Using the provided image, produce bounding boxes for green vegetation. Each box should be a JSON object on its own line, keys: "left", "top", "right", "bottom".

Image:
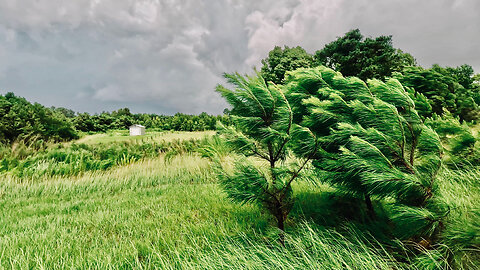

{"left": 1, "top": 28, "right": 480, "bottom": 269}
{"left": 0, "top": 92, "right": 78, "bottom": 143}
{"left": 0, "top": 131, "right": 478, "bottom": 269}
{"left": 314, "top": 29, "right": 416, "bottom": 81}
{"left": 395, "top": 65, "right": 479, "bottom": 121}
{"left": 0, "top": 131, "right": 214, "bottom": 178}
{"left": 214, "top": 73, "right": 318, "bottom": 242}
{"left": 285, "top": 66, "right": 445, "bottom": 241}
{"left": 75, "top": 130, "right": 215, "bottom": 145}
{"left": 259, "top": 29, "right": 480, "bottom": 122}
{"left": 0, "top": 92, "right": 229, "bottom": 145}
{"left": 73, "top": 110, "right": 231, "bottom": 132}
{"left": 260, "top": 46, "right": 314, "bottom": 85}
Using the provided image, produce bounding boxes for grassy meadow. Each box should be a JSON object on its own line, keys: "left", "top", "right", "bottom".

{"left": 0, "top": 131, "right": 479, "bottom": 269}
{"left": 75, "top": 130, "right": 216, "bottom": 145}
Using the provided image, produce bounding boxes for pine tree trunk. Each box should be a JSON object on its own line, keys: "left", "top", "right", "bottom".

{"left": 277, "top": 216, "right": 285, "bottom": 247}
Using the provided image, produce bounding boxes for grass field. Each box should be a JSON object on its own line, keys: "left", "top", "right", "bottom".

{"left": 75, "top": 130, "right": 216, "bottom": 145}
{"left": 0, "top": 131, "right": 479, "bottom": 269}
{"left": 0, "top": 154, "right": 402, "bottom": 269}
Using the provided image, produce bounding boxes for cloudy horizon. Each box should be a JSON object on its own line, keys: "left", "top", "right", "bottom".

{"left": 0, "top": 0, "right": 479, "bottom": 115}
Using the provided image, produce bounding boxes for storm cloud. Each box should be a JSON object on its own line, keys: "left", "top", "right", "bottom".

{"left": 0, "top": 0, "right": 479, "bottom": 114}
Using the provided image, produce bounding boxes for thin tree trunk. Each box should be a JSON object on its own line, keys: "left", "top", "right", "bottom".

{"left": 277, "top": 216, "right": 285, "bottom": 247}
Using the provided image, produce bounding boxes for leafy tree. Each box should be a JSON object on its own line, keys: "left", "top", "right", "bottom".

{"left": 74, "top": 113, "right": 98, "bottom": 132}
{"left": 260, "top": 46, "right": 314, "bottom": 85}
{"left": 284, "top": 66, "right": 446, "bottom": 240}
{"left": 314, "top": 29, "right": 416, "bottom": 81}
{"left": 473, "top": 73, "right": 480, "bottom": 87}
{"left": 473, "top": 73, "right": 480, "bottom": 106}
{"left": 52, "top": 107, "right": 76, "bottom": 118}
{"left": 395, "top": 66, "right": 479, "bottom": 121}
{"left": 432, "top": 64, "right": 475, "bottom": 89}
{"left": 112, "top": 107, "right": 132, "bottom": 117}
{"left": 0, "top": 92, "right": 78, "bottom": 143}
{"left": 215, "top": 73, "right": 318, "bottom": 242}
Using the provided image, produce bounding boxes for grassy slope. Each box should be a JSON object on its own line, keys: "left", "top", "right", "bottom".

{"left": 0, "top": 131, "right": 478, "bottom": 269}
{"left": 0, "top": 154, "right": 409, "bottom": 269}
{"left": 0, "top": 155, "right": 269, "bottom": 268}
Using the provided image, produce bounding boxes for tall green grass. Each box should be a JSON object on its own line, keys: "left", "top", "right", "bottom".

{"left": 181, "top": 223, "right": 407, "bottom": 270}
{"left": 0, "top": 155, "right": 265, "bottom": 268}
{"left": 0, "top": 154, "right": 408, "bottom": 269}
{"left": 432, "top": 167, "right": 480, "bottom": 269}
{"left": 0, "top": 132, "right": 478, "bottom": 269}
{"left": 0, "top": 133, "right": 215, "bottom": 178}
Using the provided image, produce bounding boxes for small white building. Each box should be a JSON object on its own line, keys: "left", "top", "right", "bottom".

{"left": 129, "top": 124, "right": 146, "bottom": 136}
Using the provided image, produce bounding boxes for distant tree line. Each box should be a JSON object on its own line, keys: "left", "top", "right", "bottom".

{"left": 72, "top": 108, "right": 231, "bottom": 133}
{"left": 260, "top": 29, "right": 480, "bottom": 122}
{"left": 0, "top": 92, "right": 230, "bottom": 144}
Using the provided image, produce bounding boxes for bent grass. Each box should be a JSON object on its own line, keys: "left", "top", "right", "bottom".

{"left": 0, "top": 131, "right": 478, "bottom": 269}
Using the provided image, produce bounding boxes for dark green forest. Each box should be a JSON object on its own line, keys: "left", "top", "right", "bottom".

{"left": 0, "top": 92, "right": 231, "bottom": 144}
{"left": 260, "top": 29, "right": 480, "bottom": 122}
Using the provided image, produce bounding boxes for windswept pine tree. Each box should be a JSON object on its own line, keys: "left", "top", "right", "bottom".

{"left": 284, "top": 66, "right": 447, "bottom": 240}
{"left": 214, "top": 73, "right": 318, "bottom": 242}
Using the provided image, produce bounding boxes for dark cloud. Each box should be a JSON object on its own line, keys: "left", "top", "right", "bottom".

{"left": 0, "top": 0, "right": 478, "bottom": 114}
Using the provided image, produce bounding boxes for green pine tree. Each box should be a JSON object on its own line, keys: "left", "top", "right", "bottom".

{"left": 284, "top": 66, "right": 446, "bottom": 240}
{"left": 214, "top": 72, "right": 318, "bottom": 243}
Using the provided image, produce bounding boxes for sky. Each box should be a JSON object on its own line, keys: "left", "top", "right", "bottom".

{"left": 0, "top": 0, "right": 479, "bottom": 115}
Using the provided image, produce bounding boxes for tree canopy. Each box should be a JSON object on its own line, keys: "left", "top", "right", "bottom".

{"left": 314, "top": 29, "right": 416, "bottom": 81}
{"left": 215, "top": 66, "right": 447, "bottom": 242}
{"left": 0, "top": 93, "right": 231, "bottom": 144}
{"left": 260, "top": 46, "right": 314, "bottom": 85}
{"left": 284, "top": 67, "right": 443, "bottom": 223}
{"left": 395, "top": 65, "right": 479, "bottom": 121}
{"left": 0, "top": 92, "right": 78, "bottom": 143}
{"left": 259, "top": 29, "right": 479, "bottom": 122}
{"left": 259, "top": 29, "right": 416, "bottom": 84}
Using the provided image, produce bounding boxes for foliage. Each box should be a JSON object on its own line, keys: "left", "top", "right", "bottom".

{"left": 0, "top": 92, "right": 78, "bottom": 143}
{"left": 215, "top": 72, "right": 318, "bottom": 237}
{"left": 74, "top": 110, "right": 230, "bottom": 132}
{"left": 0, "top": 135, "right": 211, "bottom": 178}
{"left": 0, "top": 128, "right": 478, "bottom": 268}
{"left": 434, "top": 167, "right": 480, "bottom": 269}
{"left": 260, "top": 46, "right": 314, "bottom": 85}
{"left": 284, "top": 66, "right": 446, "bottom": 240}
{"left": 425, "top": 113, "right": 480, "bottom": 168}
{"left": 395, "top": 65, "right": 479, "bottom": 121}
{"left": 188, "top": 223, "right": 407, "bottom": 269}
{"left": 51, "top": 106, "right": 76, "bottom": 118}
{"left": 258, "top": 30, "right": 479, "bottom": 124}
{"left": 0, "top": 93, "right": 228, "bottom": 147}
{"left": 1, "top": 140, "right": 478, "bottom": 269}
{"left": 314, "top": 29, "right": 416, "bottom": 81}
